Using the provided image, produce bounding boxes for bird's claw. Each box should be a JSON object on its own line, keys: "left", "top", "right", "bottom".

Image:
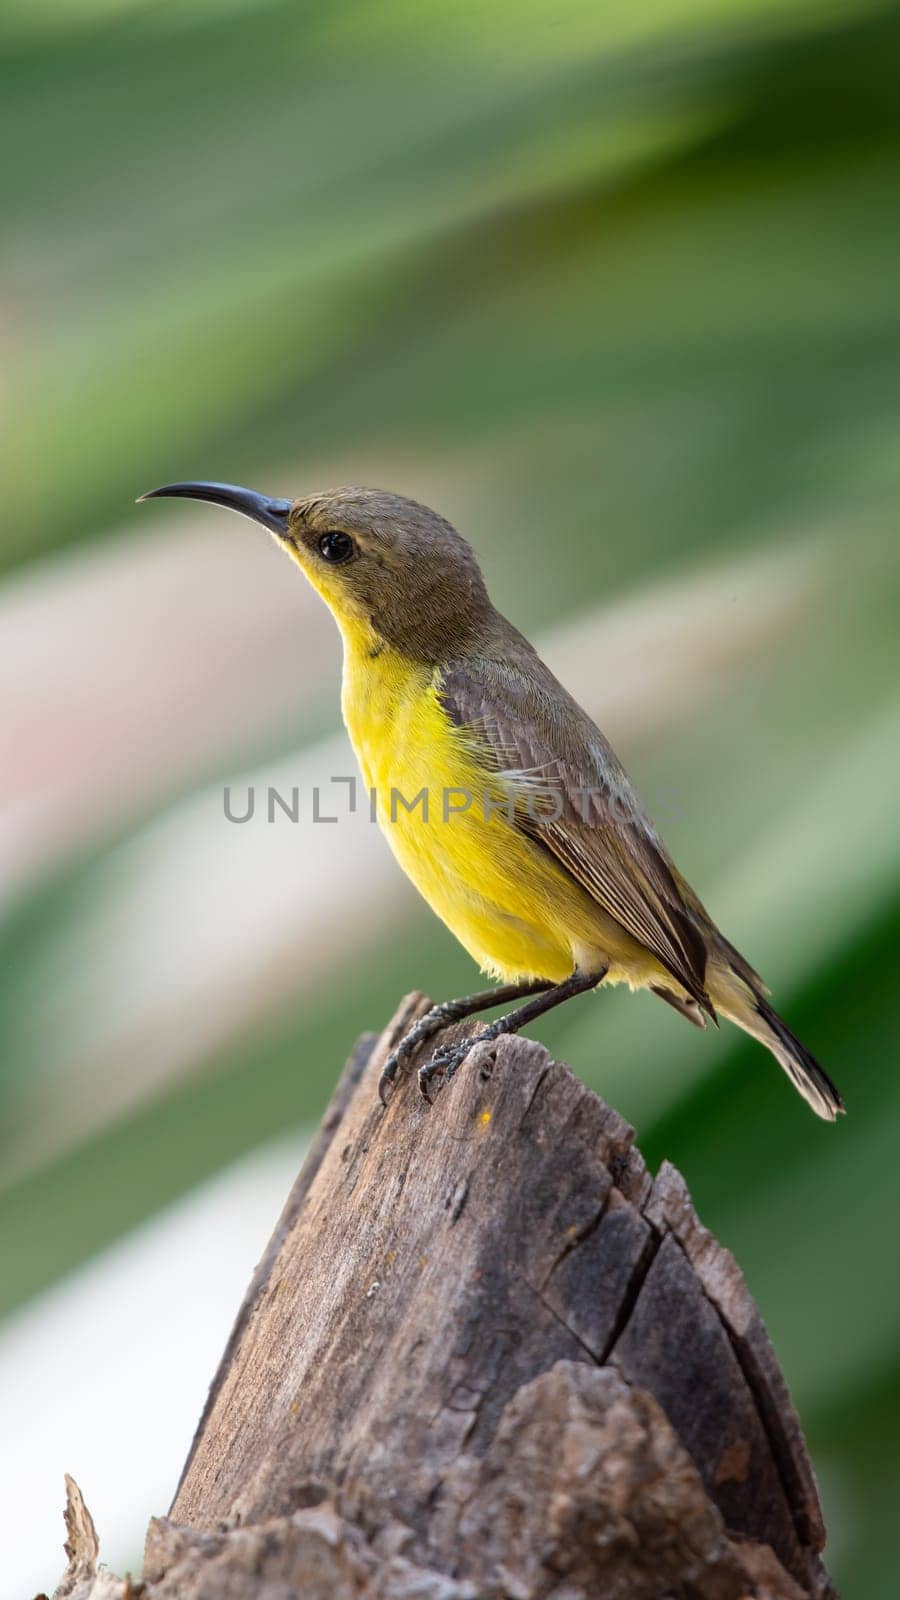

{"left": 378, "top": 1051, "right": 400, "bottom": 1106}
{"left": 378, "top": 1005, "right": 458, "bottom": 1105}
{"left": 379, "top": 1018, "right": 432, "bottom": 1104}
{"left": 417, "top": 1038, "right": 473, "bottom": 1100}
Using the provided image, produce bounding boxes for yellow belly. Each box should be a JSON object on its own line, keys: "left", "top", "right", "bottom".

{"left": 340, "top": 634, "right": 641, "bottom": 985}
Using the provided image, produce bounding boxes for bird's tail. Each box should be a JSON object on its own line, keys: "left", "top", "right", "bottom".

{"left": 751, "top": 996, "right": 844, "bottom": 1122}
{"left": 710, "top": 964, "right": 844, "bottom": 1122}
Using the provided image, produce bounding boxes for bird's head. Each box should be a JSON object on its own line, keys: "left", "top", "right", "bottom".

{"left": 138, "top": 480, "right": 491, "bottom": 660}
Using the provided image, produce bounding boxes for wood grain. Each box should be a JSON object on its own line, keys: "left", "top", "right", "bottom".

{"left": 52, "top": 997, "right": 837, "bottom": 1600}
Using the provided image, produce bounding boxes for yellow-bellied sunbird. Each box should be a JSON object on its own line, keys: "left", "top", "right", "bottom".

{"left": 139, "top": 481, "right": 843, "bottom": 1121}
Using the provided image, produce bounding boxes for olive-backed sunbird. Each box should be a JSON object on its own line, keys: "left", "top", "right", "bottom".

{"left": 139, "top": 481, "right": 843, "bottom": 1121}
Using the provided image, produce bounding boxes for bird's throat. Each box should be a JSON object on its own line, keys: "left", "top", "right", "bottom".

{"left": 339, "top": 624, "right": 432, "bottom": 793}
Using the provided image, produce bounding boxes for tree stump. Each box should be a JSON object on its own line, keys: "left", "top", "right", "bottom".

{"left": 52, "top": 995, "right": 837, "bottom": 1600}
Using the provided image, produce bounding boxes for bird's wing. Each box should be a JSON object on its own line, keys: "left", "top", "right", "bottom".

{"left": 438, "top": 654, "right": 714, "bottom": 1016}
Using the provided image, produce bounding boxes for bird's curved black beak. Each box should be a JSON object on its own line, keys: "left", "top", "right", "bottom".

{"left": 137, "top": 481, "right": 292, "bottom": 538}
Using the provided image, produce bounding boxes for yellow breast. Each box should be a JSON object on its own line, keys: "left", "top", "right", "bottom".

{"left": 339, "top": 623, "right": 607, "bottom": 984}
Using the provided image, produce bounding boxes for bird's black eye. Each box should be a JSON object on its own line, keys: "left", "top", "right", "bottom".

{"left": 316, "top": 529, "right": 355, "bottom": 564}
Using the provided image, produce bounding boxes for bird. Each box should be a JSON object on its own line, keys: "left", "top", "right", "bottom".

{"left": 138, "top": 480, "right": 843, "bottom": 1121}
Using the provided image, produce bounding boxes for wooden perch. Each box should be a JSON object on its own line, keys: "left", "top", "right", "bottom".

{"left": 52, "top": 995, "right": 837, "bottom": 1600}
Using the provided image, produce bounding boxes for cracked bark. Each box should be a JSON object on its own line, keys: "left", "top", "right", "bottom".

{"left": 50, "top": 994, "right": 837, "bottom": 1600}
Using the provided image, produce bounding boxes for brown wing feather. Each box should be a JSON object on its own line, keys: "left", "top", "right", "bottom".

{"left": 438, "top": 654, "right": 714, "bottom": 1016}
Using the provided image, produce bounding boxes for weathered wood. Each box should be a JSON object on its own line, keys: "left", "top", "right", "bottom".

{"left": 51, "top": 996, "right": 837, "bottom": 1600}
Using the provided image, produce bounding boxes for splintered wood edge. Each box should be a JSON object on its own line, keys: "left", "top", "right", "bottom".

{"left": 63, "top": 1473, "right": 99, "bottom": 1576}
{"left": 646, "top": 1162, "right": 826, "bottom": 1551}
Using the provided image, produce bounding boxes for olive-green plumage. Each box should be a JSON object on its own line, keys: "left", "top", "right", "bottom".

{"left": 139, "top": 479, "right": 844, "bottom": 1121}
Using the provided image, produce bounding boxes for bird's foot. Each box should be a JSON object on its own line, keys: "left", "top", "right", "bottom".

{"left": 418, "top": 1032, "right": 488, "bottom": 1100}
{"left": 378, "top": 1000, "right": 466, "bottom": 1105}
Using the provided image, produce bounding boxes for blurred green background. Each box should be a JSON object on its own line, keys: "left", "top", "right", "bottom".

{"left": 1, "top": 0, "right": 899, "bottom": 1593}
